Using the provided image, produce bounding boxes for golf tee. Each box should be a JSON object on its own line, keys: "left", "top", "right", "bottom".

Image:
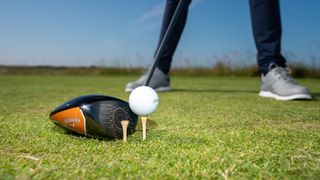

{"left": 121, "top": 120, "right": 129, "bottom": 143}
{"left": 141, "top": 116, "right": 147, "bottom": 140}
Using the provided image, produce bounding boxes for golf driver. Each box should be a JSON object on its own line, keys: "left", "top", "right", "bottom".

{"left": 129, "top": 0, "right": 188, "bottom": 140}
{"left": 50, "top": 95, "right": 138, "bottom": 140}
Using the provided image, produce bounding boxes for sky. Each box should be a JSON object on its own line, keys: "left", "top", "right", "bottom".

{"left": 0, "top": 0, "right": 319, "bottom": 67}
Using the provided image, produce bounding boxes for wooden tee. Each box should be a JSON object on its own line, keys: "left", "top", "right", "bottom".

{"left": 121, "top": 120, "right": 129, "bottom": 143}
{"left": 141, "top": 116, "right": 147, "bottom": 140}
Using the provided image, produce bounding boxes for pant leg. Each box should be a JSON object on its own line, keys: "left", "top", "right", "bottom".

{"left": 156, "top": 0, "right": 192, "bottom": 74}
{"left": 249, "top": 0, "right": 287, "bottom": 75}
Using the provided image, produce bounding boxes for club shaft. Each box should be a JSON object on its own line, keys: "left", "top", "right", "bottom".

{"left": 143, "top": 0, "right": 187, "bottom": 86}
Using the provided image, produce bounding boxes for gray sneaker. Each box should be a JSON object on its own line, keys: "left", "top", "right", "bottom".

{"left": 259, "top": 63, "right": 312, "bottom": 100}
{"left": 125, "top": 67, "right": 171, "bottom": 92}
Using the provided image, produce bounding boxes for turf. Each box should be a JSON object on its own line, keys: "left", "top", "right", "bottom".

{"left": 0, "top": 75, "right": 320, "bottom": 179}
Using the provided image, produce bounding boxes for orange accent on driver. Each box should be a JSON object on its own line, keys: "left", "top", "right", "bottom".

{"left": 50, "top": 107, "right": 86, "bottom": 135}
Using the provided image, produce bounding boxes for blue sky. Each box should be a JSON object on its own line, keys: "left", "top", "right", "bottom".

{"left": 0, "top": 0, "right": 319, "bottom": 67}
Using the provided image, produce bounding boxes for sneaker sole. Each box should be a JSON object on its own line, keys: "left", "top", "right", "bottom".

{"left": 259, "top": 91, "right": 312, "bottom": 101}
{"left": 125, "top": 86, "right": 171, "bottom": 92}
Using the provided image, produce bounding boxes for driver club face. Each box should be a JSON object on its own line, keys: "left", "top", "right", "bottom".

{"left": 50, "top": 95, "right": 138, "bottom": 139}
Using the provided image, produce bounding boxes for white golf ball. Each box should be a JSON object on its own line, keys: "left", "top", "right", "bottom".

{"left": 129, "top": 86, "right": 159, "bottom": 116}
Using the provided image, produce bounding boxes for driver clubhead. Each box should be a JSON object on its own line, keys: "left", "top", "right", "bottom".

{"left": 49, "top": 95, "right": 138, "bottom": 139}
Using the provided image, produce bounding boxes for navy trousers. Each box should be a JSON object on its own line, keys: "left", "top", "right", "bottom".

{"left": 156, "top": 0, "right": 287, "bottom": 75}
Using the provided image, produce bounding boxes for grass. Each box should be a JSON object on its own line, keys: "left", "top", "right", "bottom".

{"left": 0, "top": 75, "right": 320, "bottom": 179}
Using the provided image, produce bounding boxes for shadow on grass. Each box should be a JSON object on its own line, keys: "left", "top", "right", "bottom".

{"left": 312, "top": 92, "right": 320, "bottom": 100}
{"left": 171, "top": 88, "right": 320, "bottom": 101}
{"left": 51, "top": 126, "right": 117, "bottom": 141}
{"left": 171, "top": 88, "right": 258, "bottom": 94}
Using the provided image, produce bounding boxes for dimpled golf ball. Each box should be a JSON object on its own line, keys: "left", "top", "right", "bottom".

{"left": 129, "top": 86, "right": 159, "bottom": 116}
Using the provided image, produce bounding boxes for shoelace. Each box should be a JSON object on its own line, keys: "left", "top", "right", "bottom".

{"left": 273, "top": 67, "right": 296, "bottom": 83}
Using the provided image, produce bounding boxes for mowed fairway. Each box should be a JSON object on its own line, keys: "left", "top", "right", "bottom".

{"left": 1, "top": 75, "right": 320, "bottom": 179}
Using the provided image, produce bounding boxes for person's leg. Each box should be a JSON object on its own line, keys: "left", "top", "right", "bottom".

{"left": 125, "top": 0, "right": 191, "bottom": 92}
{"left": 156, "top": 0, "right": 192, "bottom": 74}
{"left": 249, "top": 0, "right": 311, "bottom": 100}
{"left": 249, "top": 0, "right": 286, "bottom": 75}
